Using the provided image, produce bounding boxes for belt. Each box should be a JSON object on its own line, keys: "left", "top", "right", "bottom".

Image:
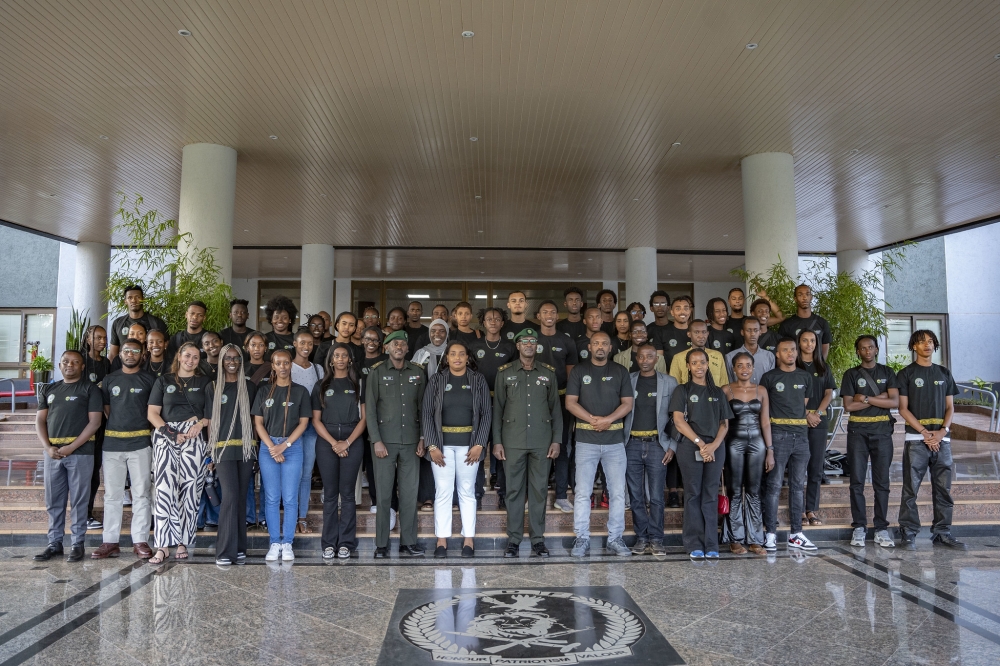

{"left": 918, "top": 418, "right": 945, "bottom": 425}
{"left": 215, "top": 438, "right": 249, "bottom": 447}
{"left": 105, "top": 429, "right": 151, "bottom": 438}
{"left": 770, "top": 418, "right": 808, "bottom": 426}
{"left": 49, "top": 435, "right": 97, "bottom": 446}
{"left": 576, "top": 422, "right": 623, "bottom": 431}
{"left": 559, "top": 388, "right": 566, "bottom": 395}
{"left": 849, "top": 415, "right": 890, "bottom": 423}
{"left": 441, "top": 426, "right": 473, "bottom": 433}
{"left": 630, "top": 430, "right": 658, "bottom": 437}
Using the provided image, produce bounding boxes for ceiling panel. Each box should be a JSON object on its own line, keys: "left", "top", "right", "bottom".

{"left": 1, "top": 0, "right": 999, "bottom": 255}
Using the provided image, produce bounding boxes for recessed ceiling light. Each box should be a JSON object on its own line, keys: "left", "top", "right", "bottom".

{"left": 723, "top": 234, "right": 729, "bottom": 237}
{"left": 99, "top": 135, "right": 109, "bottom": 140}
{"left": 283, "top": 256, "right": 287, "bottom": 259}
{"left": 243, "top": 229, "right": 249, "bottom": 232}
{"left": 320, "top": 194, "right": 327, "bottom": 198}
{"left": 462, "top": 30, "right": 474, "bottom": 38}
{"left": 269, "top": 135, "right": 278, "bottom": 140}
{"left": 480, "top": 271, "right": 485, "bottom": 274}
{"left": 667, "top": 273, "right": 672, "bottom": 276}
{"left": 351, "top": 229, "right": 357, "bottom": 232}
{"left": 587, "top": 258, "right": 592, "bottom": 261}
{"left": 848, "top": 148, "right": 860, "bottom": 155}
{"left": 475, "top": 195, "right": 482, "bottom": 199}
{"left": 469, "top": 136, "right": 478, "bottom": 141}
{"left": 995, "top": 53, "right": 1000, "bottom": 59}
{"left": 477, "top": 230, "right": 484, "bottom": 233}
{"left": 178, "top": 29, "right": 192, "bottom": 37}
{"left": 672, "top": 142, "right": 681, "bottom": 147}
{"left": 632, "top": 198, "right": 639, "bottom": 202}
{"left": 746, "top": 43, "right": 758, "bottom": 49}
{"left": 479, "top": 256, "right": 484, "bottom": 259}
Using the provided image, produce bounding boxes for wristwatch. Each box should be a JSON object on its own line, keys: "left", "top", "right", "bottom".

{"left": 693, "top": 437, "right": 701, "bottom": 444}
{"left": 862, "top": 395, "right": 869, "bottom": 404}
{"left": 427, "top": 444, "right": 439, "bottom": 451}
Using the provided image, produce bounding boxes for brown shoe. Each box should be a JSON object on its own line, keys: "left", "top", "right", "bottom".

{"left": 729, "top": 542, "right": 748, "bottom": 555}
{"left": 91, "top": 543, "right": 121, "bottom": 559}
{"left": 747, "top": 544, "right": 767, "bottom": 556}
{"left": 132, "top": 542, "right": 153, "bottom": 559}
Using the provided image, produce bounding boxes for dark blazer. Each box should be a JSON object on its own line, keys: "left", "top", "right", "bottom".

{"left": 623, "top": 370, "right": 679, "bottom": 453}
{"left": 421, "top": 368, "right": 492, "bottom": 458}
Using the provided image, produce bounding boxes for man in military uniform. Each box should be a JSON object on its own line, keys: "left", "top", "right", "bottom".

{"left": 493, "top": 328, "right": 562, "bottom": 558}
{"left": 366, "top": 330, "right": 427, "bottom": 558}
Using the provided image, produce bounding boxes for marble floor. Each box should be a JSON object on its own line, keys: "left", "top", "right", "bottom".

{"left": 2, "top": 537, "right": 1000, "bottom": 665}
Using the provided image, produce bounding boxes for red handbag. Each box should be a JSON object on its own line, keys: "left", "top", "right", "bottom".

{"left": 718, "top": 491, "right": 730, "bottom": 515}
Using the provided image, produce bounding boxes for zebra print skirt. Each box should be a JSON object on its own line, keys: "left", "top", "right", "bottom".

{"left": 151, "top": 420, "right": 207, "bottom": 548}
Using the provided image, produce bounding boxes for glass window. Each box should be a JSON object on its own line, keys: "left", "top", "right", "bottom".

{"left": 385, "top": 284, "right": 464, "bottom": 324}
{"left": 885, "top": 314, "right": 949, "bottom": 368}
{"left": 257, "top": 282, "right": 301, "bottom": 333}
{"left": 26, "top": 314, "right": 54, "bottom": 361}
{"left": 0, "top": 314, "right": 20, "bottom": 363}
{"left": 0, "top": 309, "right": 57, "bottom": 379}
{"left": 886, "top": 318, "right": 912, "bottom": 365}
{"left": 914, "top": 318, "right": 945, "bottom": 365}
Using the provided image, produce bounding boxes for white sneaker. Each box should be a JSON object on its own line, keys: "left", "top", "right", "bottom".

{"left": 764, "top": 533, "right": 777, "bottom": 551}
{"left": 788, "top": 532, "right": 817, "bottom": 551}
{"left": 265, "top": 543, "right": 282, "bottom": 561}
{"left": 369, "top": 505, "right": 378, "bottom": 514}
{"left": 874, "top": 530, "right": 895, "bottom": 548}
{"left": 122, "top": 489, "right": 132, "bottom": 506}
{"left": 389, "top": 508, "right": 397, "bottom": 531}
{"left": 281, "top": 543, "right": 295, "bottom": 561}
{"left": 851, "top": 527, "right": 867, "bottom": 547}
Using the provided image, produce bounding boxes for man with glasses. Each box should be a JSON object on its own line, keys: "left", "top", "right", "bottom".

{"left": 646, "top": 290, "right": 672, "bottom": 356}
{"left": 614, "top": 320, "right": 667, "bottom": 372}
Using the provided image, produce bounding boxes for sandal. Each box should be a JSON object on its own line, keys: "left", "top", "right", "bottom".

{"left": 806, "top": 512, "right": 823, "bottom": 526}
{"left": 174, "top": 545, "right": 189, "bottom": 560}
{"left": 296, "top": 519, "right": 311, "bottom": 534}
{"left": 148, "top": 548, "right": 169, "bottom": 565}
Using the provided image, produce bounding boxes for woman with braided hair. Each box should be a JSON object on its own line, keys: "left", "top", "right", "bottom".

{"left": 81, "top": 324, "right": 111, "bottom": 530}
{"left": 205, "top": 344, "right": 258, "bottom": 566}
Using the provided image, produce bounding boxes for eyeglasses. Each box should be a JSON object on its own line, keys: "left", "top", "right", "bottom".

{"left": 120, "top": 349, "right": 142, "bottom": 356}
{"left": 519, "top": 339, "right": 538, "bottom": 345}
{"left": 362, "top": 337, "right": 380, "bottom": 343}
{"left": 223, "top": 356, "right": 242, "bottom": 362}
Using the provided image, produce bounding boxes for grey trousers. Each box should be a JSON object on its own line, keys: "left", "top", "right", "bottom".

{"left": 102, "top": 448, "right": 152, "bottom": 544}
{"left": 44, "top": 452, "right": 94, "bottom": 547}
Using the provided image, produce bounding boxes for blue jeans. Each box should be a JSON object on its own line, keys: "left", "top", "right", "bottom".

{"left": 246, "top": 478, "right": 258, "bottom": 524}
{"left": 259, "top": 437, "right": 303, "bottom": 544}
{"left": 196, "top": 487, "right": 220, "bottom": 528}
{"left": 625, "top": 438, "right": 667, "bottom": 540}
{"left": 573, "top": 441, "right": 626, "bottom": 540}
{"left": 297, "top": 424, "right": 318, "bottom": 519}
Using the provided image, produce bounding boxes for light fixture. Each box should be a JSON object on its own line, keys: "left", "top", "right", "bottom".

{"left": 667, "top": 273, "right": 672, "bottom": 276}
{"left": 672, "top": 142, "right": 681, "bottom": 146}
{"left": 995, "top": 53, "right": 1000, "bottom": 59}
{"left": 351, "top": 228, "right": 357, "bottom": 232}
{"left": 320, "top": 194, "right": 327, "bottom": 198}
{"left": 475, "top": 294, "right": 487, "bottom": 299}
{"left": 723, "top": 234, "right": 729, "bottom": 237}
{"left": 475, "top": 195, "right": 482, "bottom": 199}
{"left": 848, "top": 148, "right": 860, "bottom": 155}
{"left": 480, "top": 271, "right": 485, "bottom": 274}
{"left": 99, "top": 135, "right": 109, "bottom": 140}
{"left": 632, "top": 198, "right": 639, "bottom": 202}
{"left": 408, "top": 294, "right": 430, "bottom": 299}
{"left": 178, "top": 29, "right": 192, "bottom": 37}
{"left": 746, "top": 43, "right": 757, "bottom": 49}
{"left": 283, "top": 256, "right": 288, "bottom": 259}
{"left": 243, "top": 229, "right": 249, "bottom": 232}
{"left": 269, "top": 135, "right": 278, "bottom": 140}
{"left": 587, "top": 258, "right": 592, "bottom": 261}
{"left": 469, "top": 136, "right": 478, "bottom": 141}
{"left": 462, "top": 30, "right": 474, "bottom": 38}
{"left": 477, "top": 230, "right": 484, "bottom": 233}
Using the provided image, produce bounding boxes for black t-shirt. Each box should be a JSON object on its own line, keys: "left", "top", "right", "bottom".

{"left": 311, "top": 377, "right": 364, "bottom": 428}
{"left": 758, "top": 330, "right": 780, "bottom": 354}
{"left": 659, "top": 324, "right": 692, "bottom": 367}
{"left": 309, "top": 338, "right": 332, "bottom": 366}
{"left": 102, "top": 370, "right": 156, "bottom": 451}
{"left": 708, "top": 328, "right": 739, "bottom": 357}
{"left": 668, "top": 382, "right": 734, "bottom": 442}
{"left": 840, "top": 364, "right": 898, "bottom": 435}
{"left": 631, "top": 374, "right": 658, "bottom": 433}
{"left": 724, "top": 316, "right": 746, "bottom": 339}
{"left": 500, "top": 319, "right": 535, "bottom": 343}
{"left": 404, "top": 325, "right": 429, "bottom": 360}
{"left": 219, "top": 326, "right": 254, "bottom": 350}
{"left": 566, "top": 361, "right": 632, "bottom": 444}
{"left": 612, "top": 336, "right": 631, "bottom": 354}
{"left": 84, "top": 355, "right": 111, "bottom": 385}
{"left": 536, "top": 332, "right": 579, "bottom": 389}
{"left": 600, "top": 320, "right": 618, "bottom": 339}
{"left": 40, "top": 380, "right": 103, "bottom": 455}
{"left": 149, "top": 374, "right": 214, "bottom": 422}
{"left": 441, "top": 371, "right": 475, "bottom": 446}
{"left": 468, "top": 339, "right": 517, "bottom": 391}
{"left": 205, "top": 379, "right": 258, "bottom": 461}
{"left": 556, "top": 318, "right": 587, "bottom": 343}
{"left": 896, "top": 363, "right": 959, "bottom": 435}
{"left": 361, "top": 353, "right": 389, "bottom": 378}
{"left": 167, "top": 330, "right": 207, "bottom": 365}
{"left": 760, "top": 368, "right": 811, "bottom": 434}
{"left": 263, "top": 331, "right": 295, "bottom": 362}
{"left": 645, "top": 322, "right": 671, "bottom": 351}
{"left": 247, "top": 363, "right": 268, "bottom": 385}
{"left": 778, "top": 314, "right": 832, "bottom": 346}
{"left": 251, "top": 383, "right": 312, "bottom": 438}
{"left": 801, "top": 361, "right": 836, "bottom": 419}
{"left": 109, "top": 312, "right": 168, "bottom": 348}
{"left": 451, "top": 329, "right": 481, "bottom": 346}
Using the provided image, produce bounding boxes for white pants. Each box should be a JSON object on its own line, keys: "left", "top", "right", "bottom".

{"left": 102, "top": 448, "right": 153, "bottom": 544}
{"left": 431, "top": 446, "right": 478, "bottom": 538}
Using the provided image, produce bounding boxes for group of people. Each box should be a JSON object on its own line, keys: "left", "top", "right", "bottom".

{"left": 34, "top": 282, "right": 964, "bottom": 565}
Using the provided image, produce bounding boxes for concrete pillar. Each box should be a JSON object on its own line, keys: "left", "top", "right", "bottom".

{"left": 177, "top": 143, "right": 237, "bottom": 284}
{"left": 625, "top": 247, "right": 657, "bottom": 323}
{"left": 837, "top": 249, "right": 871, "bottom": 278}
{"left": 73, "top": 242, "right": 111, "bottom": 332}
{"left": 741, "top": 152, "right": 798, "bottom": 277}
{"left": 300, "top": 244, "right": 335, "bottom": 324}
{"left": 335, "top": 275, "right": 353, "bottom": 318}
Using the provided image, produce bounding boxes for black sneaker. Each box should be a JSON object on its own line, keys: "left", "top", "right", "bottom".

{"left": 476, "top": 498, "right": 482, "bottom": 511}
{"left": 531, "top": 542, "right": 550, "bottom": 558}
{"left": 504, "top": 543, "right": 520, "bottom": 558}
{"left": 497, "top": 497, "right": 506, "bottom": 511}
{"left": 399, "top": 544, "right": 425, "bottom": 557}
{"left": 86, "top": 517, "right": 102, "bottom": 530}
{"left": 66, "top": 545, "right": 85, "bottom": 562}
{"left": 667, "top": 491, "right": 680, "bottom": 508}
{"left": 374, "top": 547, "right": 389, "bottom": 559}
{"left": 236, "top": 551, "right": 246, "bottom": 563}
{"left": 434, "top": 545, "right": 448, "bottom": 559}
{"left": 932, "top": 534, "right": 966, "bottom": 549}
{"left": 33, "top": 544, "right": 63, "bottom": 561}
{"left": 898, "top": 531, "right": 916, "bottom": 550}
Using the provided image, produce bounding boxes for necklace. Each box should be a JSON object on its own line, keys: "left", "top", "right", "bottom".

{"left": 485, "top": 337, "right": 501, "bottom": 350}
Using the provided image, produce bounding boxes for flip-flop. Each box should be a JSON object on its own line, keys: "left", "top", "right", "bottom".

{"left": 174, "top": 546, "right": 189, "bottom": 560}
{"left": 148, "top": 549, "right": 169, "bottom": 565}
{"left": 806, "top": 512, "right": 824, "bottom": 526}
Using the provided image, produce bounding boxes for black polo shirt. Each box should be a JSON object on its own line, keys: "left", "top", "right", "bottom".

{"left": 500, "top": 319, "right": 535, "bottom": 343}
{"left": 251, "top": 383, "right": 312, "bottom": 438}
{"left": 167, "top": 330, "right": 207, "bottom": 365}
{"left": 645, "top": 322, "right": 671, "bottom": 351}
{"left": 556, "top": 318, "right": 587, "bottom": 342}
{"left": 536, "top": 332, "right": 578, "bottom": 390}
{"left": 778, "top": 314, "right": 832, "bottom": 347}
{"left": 631, "top": 374, "right": 658, "bottom": 433}
{"left": 840, "top": 364, "right": 898, "bottom": 435}
{"left": 566, "top": 361, "right": 632, "bottom": 445}
{"left": 469, "top": 339, "right": 517, "bottom": 391}
{"left": 263, "top": 331, "right": 295, "bottom": 361}
{"left": 311, "top": 377, "right": 364, "bottom": 427}
{"left": 40, "top": 380, "right": 103, "bottom": 455}
{"left": 668, "top": 383, "right": 733, "bottom": 442}
{"left": 896, "top": 363, "right": 958, "bottom": 435}
{"left": 760, "top": 368, "right": 811, "bottom": 434}
{"left": 219, "top": 326, "right": 254, "bottom": 351}
{"left": 109, "top": 312, "right": 168, "bottom": 348}
{"left": 758, "top": 330, "right": 780, "bottom": 354}
{"left": 205, "top": 379, "right": 258, "bottom": 461}
{"left": 708, "top": 327, "right": 738, "bottom": 356}
{"left": 102, "top": 370, "right": 156, "bottom": 451}
{"left": 84, "top": 355, "right": 111, "bottom": 385}
{"left": 724, "top": 316, "right": 746, "bottom": 338}
{"left": 149, "top": 374, "right": 213, "bottom": 422}
{"left": 659, "top": 324, "right": 692, "bottom": 367}
{"left": 801, "top": 361, "right": 836, "bottom": 420}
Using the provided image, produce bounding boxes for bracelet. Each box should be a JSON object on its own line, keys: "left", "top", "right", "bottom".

{"left": 427, "top": 444, "right": 438, "bottom": 451}
{"left": 766, "top": 446, "right": 774, "bottom": 451}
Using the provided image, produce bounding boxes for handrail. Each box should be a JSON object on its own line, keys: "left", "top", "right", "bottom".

{"left": 955, "top": 383, "right": 998, "bottom": 432}
{"left": 0, "top": 379, "right": 17, "bottom": 414}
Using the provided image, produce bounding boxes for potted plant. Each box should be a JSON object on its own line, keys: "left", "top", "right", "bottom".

{"left": 30, "top": 355, "right": 53, "bottom": 385}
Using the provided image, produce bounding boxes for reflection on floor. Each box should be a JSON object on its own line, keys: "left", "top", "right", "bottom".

{"left": 2, "top": 537, "right": 1000, "bottom": 665}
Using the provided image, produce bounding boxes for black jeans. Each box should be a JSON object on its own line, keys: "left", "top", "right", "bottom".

{"left": 88, "top": 423, "right": 106, "bottom": 518}
{"left": 804, "top": 423, "right": 827, "bottom": 512}
{"left": 676, "top": 438, "right": 725, "bottom": 554}
{"left": 898, "top": 440, "right": 954, "bottom": 537}
{"left": 552, "top": 399, "right": 574, "bottom": 499}
{"left": 316, "top": 424, "right": 364, "bottom": 551}
{"left": 847, "top": 431, "right": 894, "bottom": 530}
{"left": 723, "top": 432, "right": 765, "bottom": 545}
{"left": 215, "top": 458, "right": 252, "bottom": 562}
{"left": 625, "top": 438, "right": 667, "bottom": 540}
{"left": 763, "top": 430, "right": 809, "bottom": 534}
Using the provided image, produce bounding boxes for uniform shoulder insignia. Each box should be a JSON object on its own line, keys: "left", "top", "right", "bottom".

{"left": 370, "top": 360, "right": 385, "bottom": 369}
{"left": 497, "top": 362, "right": 513, "bottom": 372}
{"left": 540, "top": 363, "right": 556, "bottom": 373}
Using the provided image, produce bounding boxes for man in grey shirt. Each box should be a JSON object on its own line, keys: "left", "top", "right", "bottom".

{"left": 726, "top": 317, "right": 775, "bottom": 384}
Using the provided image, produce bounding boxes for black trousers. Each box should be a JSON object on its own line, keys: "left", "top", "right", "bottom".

{"left": 215, "top": 458, "right": 252, "bottom": 562}
{"left": 898, "top": 440, "right": 954, "bottom": 537}
{"left": 418, "top": 457, "right": 436, "bottom": 504}
{"left": 552, "top": 399, "right": 573, "bottom": 499}
{"left": 88, "top": 423, "right": 106, "bottom": 518}
{"left": 722, "top": 433, "right": 765, "bottom": 545}
{"left": 804, "top": 422, "right": 828, "bottom": 512}
{"left": 677, "top": 439, "right": 725, "bottom": 554}
{"left": 847, "top": 431, "right": 894, "bottom": 530}
{"left": 316, "top": 424, "right": 364, "bottom": 551}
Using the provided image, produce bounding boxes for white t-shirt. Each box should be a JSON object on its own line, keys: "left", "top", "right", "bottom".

{"left": 291, "top": 361, "right": 324, "bottom": 397}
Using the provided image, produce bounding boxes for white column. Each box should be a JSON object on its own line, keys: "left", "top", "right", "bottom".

{"left": 177, "top": 143, "right": 237, "bottom": 284}
{"left": 73, "top": 242, "right": 111, "bottom": 331}
{"left": 837, "top": 249, "right": 871, "bottom": 278}
{"left": 741, "top": 152, "right": 798, "bottom": 277}
{"left": 300, "top": 244, "right": 335, "bottom": 323}
{"left": 625, "top": 247, "right": 657, "bottom": 323}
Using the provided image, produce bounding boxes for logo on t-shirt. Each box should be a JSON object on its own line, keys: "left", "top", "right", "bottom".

{"left": 669, "top": 339, "right": 677, "bottom": 347}
{"left": 281, "top": 401, "right": 293, "bottom": 407}
{"left": 325, "top": 389, "right": 334, "bottom": 396}
{"left": 130, "top": 388, "right": 141, "bottom": 394}
{"left": 775, "top": 382, "right": 785, "bottom": 392}
{"left": 601, "top": 376, "right": 613, "bottom": 382}
{"left": 476, "top": 349, "right": 485, "bottom": 359}
{"left": 537, "top": 344, "right": 544, "bottom": 353}
{"left": 166, "top": 385, "right": 177, "bottom": 394}
{"left": 506, "top": 332, "right": 515, "bottom": 340}
{"left": 579, "top": 350, "right": 589, "bottom": 359}
{"left": 47, "top": 394, "right": 55, "bottom": 404}
{"left": 914, "top": 378, "right": 925, "bottom": 388}
{"left": 445, "top": 384, "right": 453, "bottom": 391}
{"left": 934, "top": 380, "right": 945, "bottom": 386}
{"left": 582, "top": 375, "right": 592, "bottom": 385}
{"left": 265, "top": 398, "right": 274, "bottom": 407}
{"left": 712, "top": 340, "right": 721, "bottom": 348}
{"left": 112, "top": 386, "right": 121, "bottom": 396}
{"left": 221, "top": 394, "right": 228, "bottom": 404}
{"left": 857, "top": 378, "right": 867, "bottom": 388}
{"left": 793, "top": 384, "right": 805, "bottom": 390}
{"left": 268, "top": 342, "right": 276, "bottom": 350}
{"left": 689, "top": 394, "right": 699, "bottom": 403}
{"left": 121, "top": 326, "right": 130, "bottom": 336}
{"left": 89, "top": 373, "right": 97, "bottom": 382}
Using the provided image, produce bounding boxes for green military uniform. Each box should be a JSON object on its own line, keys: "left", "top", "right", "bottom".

{"left": 492, "top": 357, "right": 562, "bottom": 546}
{"left": 365, "top": 357, "right": 426, "bottom": 548}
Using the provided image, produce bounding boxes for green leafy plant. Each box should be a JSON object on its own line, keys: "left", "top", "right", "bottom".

{"left": 885, "top": 354, "right": 910, "bottom": 374}
{"left": 103, "top": 193, "right": 233, "bottom": 333}
{"left": 66, "top": 307, "right": 91, "bottom": 353}
{"left": 29, "top": 355, "right": 53, "bottom": 373}
{"left": 731, "top": 257, "right": 796, "bottom": 324}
